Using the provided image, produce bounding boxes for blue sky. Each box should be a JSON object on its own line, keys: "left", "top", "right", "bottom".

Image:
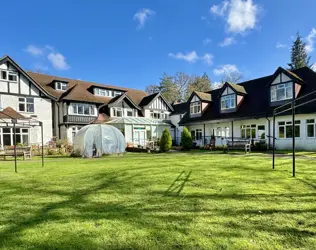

{"left": 1, "top": 0, "right": 316, "bottom": 90}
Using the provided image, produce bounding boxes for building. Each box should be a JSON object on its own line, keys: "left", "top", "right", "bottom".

{"left": 0, "top": 55, "right": 175, "bottom": 148}
{"left": 179, "top": 67, "right": 316, "bottom": 150}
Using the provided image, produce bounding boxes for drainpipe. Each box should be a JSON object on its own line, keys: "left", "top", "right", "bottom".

{"left": 265, "top": 115, "right": 271, "bottom": 150}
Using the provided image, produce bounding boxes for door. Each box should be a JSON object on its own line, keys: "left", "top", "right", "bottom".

{"left": 134, "top": 129, "right": 146, "bottom": 146}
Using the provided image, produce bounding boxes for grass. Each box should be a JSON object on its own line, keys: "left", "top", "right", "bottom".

{"left": 1, "top": 152, "right": 316, "bottom": 249}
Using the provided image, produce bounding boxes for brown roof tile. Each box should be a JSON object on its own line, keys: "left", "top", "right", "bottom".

{"left": 0, "top": 107, "right": 26, "bottom": 120}
{"left": 27, "top": 72, "right": 148, "bottom": 105}
{"left": 194, "top": 91, "right": 212, "bottom": 102}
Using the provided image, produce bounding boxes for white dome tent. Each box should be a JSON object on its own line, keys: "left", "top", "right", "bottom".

{"left": 73, "top": 124, "right": 126, "bottom": 157}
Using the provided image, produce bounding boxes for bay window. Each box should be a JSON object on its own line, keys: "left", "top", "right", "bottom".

{"left": 278, "top": 121, "right": 300, "bottom": 139}
{"left": 71, "top": 103, "right": 96, "bottom": 116}
{"left": 190, "top": 101, "right": 201, "bottom": 115}
{"left": 221, "top": 94, "right": 236, "bottom": 110}
{"left": 271, "top": 82, "right": 293, "bottom": 102}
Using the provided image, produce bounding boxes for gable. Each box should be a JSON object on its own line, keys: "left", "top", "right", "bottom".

{"left": 221, "top": 86, "right": 234, "bottom": 96}
{"left": 148, "top": 96, "right": 172, "bottom": 111}
{"left": 271, "top": 72, "right": 292, "bottom": 85}
{"left": 0, "top": 56, "right": 55, "bottom": 99}
{"left": 190, "top": 95, "right": 200, "bottom": 103}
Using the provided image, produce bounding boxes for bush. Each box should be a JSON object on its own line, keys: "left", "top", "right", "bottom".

{"left": 47, "top": 148, "right": 58, "bottom": 155}
{"left": 253, "top": 141, "right": 267, "bottom": 151}
{"left": 181, "top": 127, "right": 193, "bottom": 150}
{"left": 159, "top": 128, "right": 172, "bottom": 152}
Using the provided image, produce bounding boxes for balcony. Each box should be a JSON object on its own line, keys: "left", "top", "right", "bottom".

{"left": 63, "top": 115, "right": 96, "bottom": 124}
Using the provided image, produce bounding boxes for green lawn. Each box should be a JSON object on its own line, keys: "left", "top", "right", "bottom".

{"left": 1, "top": 153, "right": 316, "bottom": 250}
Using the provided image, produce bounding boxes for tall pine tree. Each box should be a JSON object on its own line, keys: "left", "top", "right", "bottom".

{"left": 288, "top": 32, "right": 311, "bottom": 70}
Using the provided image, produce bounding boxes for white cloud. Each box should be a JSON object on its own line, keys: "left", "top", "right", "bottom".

{"left": 305, "top": 28, "right": 316, "bottom": 53}
{"left": 202, "top": 54, "right": 213, "bottom": 65}
{"left": 312, "top": 63, "right": 316, "bottom": 72}
{"left": 48, "top": 52, "right": 70, "bottom": 70}
{"left": 203, "top": 38, "right": 212, "bottom": 45}
{"left": 168, "top": 51, "right": 213, "bottom": 65}
{"left": 213, "top": 64, "right": 240, "bottom": 76}
{"left": 168, "top": 51, "right": 199, "bottom": 63}
{"left": 212, "top": 81, "right": 224, "bottom": 89}
{"left": 227, "top": 0, "right": 258, "bottom": 33}
{"left": 210, "top": 0, "right": 259, "bottom": 34}
{"left": 276, "top": 42, "right": 288, "bottom": 49}
{"left": 133, "top": 8, "right": 155, "bottom": 29}
{"left": 219, "top": 37, "right": 236, "bottom": 47}
{"left": 24, "top": 45, "right": 44, "bottom": 56}
{"left": 210, "top": 1, "right": 229, "bottom": 16}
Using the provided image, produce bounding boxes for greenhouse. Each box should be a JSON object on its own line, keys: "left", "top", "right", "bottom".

{"left": 73, "top": 124, "right": 126, "bottom": 157}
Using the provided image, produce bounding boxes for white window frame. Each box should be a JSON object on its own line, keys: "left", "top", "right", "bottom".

{"left": 126, "top": 109, "right": 134, "bottom": 117}
{"left": 71, "top": 103, "right": 96, "bottom": 116}
{"left": 306, "top": 119, "right": 316, "bottom": 138}
{"left": 271, "top": 82, "right": 293, "bottom": 102}
{"left": 0, "top": 127, "right": 29, "bottom": 147}
{"left": 0, "top": 70, "right": 18, "bottom": 82}
{"left": 55, "top": 82, "right": 67, "bottom": 91}
{"left": 196, "top": 129, "right": 203, "bottom": 140}
{"left": 241, "top": 125, "right": 257, "bottom": 139}
{"left": 113, "top": 107, "right": 123, "bottom": 117}
{"left": 18, "top": 97, "right": 34, "bottom": 113}
{"left": 278, "top": 120, "right": 300, "bottom": 139}
{"left": 94, "top": 88, "right": 122, "bottom": 97}
{"left": 221, "top": 94, "right": 236, "bottom": 110}
{"left": 190, "top": 101, "right": 201, "bottom": 115}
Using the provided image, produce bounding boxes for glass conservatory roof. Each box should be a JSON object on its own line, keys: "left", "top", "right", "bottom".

{"left": 106, "top": 117, "right": 170, "bottom": 126}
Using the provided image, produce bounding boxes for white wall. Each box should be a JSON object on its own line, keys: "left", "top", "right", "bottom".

{"left": 1, "top": 94, "right": 53, "bottom": 145}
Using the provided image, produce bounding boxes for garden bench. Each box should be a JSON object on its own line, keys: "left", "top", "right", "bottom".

{"left": 0, "top": 146, "right": 32, "bottom": 160}
{"left": 226, "top": 139, "right": 251, "bottom": 153}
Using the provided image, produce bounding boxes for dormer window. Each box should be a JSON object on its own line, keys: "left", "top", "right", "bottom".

{"left": 94, "top": 88, "right": 123, "bottom": 97}
{"left": 55, "top": 81, "right": 67, "bottom": 91}
{"left": 221, "top": 94, "right": 236, "bottom": 110}
{"left": 271, "top": 82, "right": 293, "bottom": 102}
{"left": 190, "top": 101, "right": 201, "bottom": 114}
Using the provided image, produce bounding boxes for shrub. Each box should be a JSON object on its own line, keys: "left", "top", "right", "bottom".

{"left": 181, "top": 127, "right": 193, "bottom": 150}
{"left": 47, "top": 148, "right": 58, "bottom": 155}
{"left": 253, "top": 141, "right": 267, "bottom": 151}
{"left": 159, "top": 128, "right": 172, "bottom": 152}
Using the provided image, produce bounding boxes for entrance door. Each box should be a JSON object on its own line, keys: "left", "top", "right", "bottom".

{"left": 134, "top": 129, "right": 146, "bottom": 146}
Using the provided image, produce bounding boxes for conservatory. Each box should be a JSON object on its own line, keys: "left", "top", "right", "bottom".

{"left": 73, "top": 124, "right": 126, "bottom": 157}
{"left": 106, "top": 117, "right": 171, "bottom": 147}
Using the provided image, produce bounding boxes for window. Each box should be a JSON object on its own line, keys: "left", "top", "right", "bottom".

{"left": 190, "top": 101, "right": 201, "bottom": 114}
{"left": 150, "top": 111, "right": 167, "bottom": 119}
{"left": 0, "top": 70, "right": 18, "bottom": 82}
{"left": 1, "top": 71, "right": 7, "bottom": 80}
{"left": 191, "top": 130, "right": 196, "bottom": 140}
{"left": 18, "top": 97, "right": 34, "bottom": 113}
{"left": 71, "top": 103, "right": 95, "bottom": 116}
{"left": 221, "top": 94, "right": 236, "bottom": 110}
{"left": 94, "top": 88, "right": 122, "bottom": 97}
{"left": 55, "top": 81, "right": 67, "bottom": 91}
{"left": 8, "top": 72, "right": 18, "bottom": 82}
{"left": 113, "top": 108, "right": 123, "bottom": 117}
{"left": 278, "top": 121, "right": 300, "bottom": 138}
{"left": 196, "top": 129, "right": 203, "bottom": 140}
{"left": 307, "top": 119, "right": 316, "bottom": 138}
{"left": 126, "top": 110, "right": 134, "bottom": 117}
{"left": 0, "top": 127, "right": 29, "bottom": 146}
{"left": 241, "top": 125, "right": 256, "bottom": 139}
{"left": 271, "top": 82, "right": 293, "bottom": 102}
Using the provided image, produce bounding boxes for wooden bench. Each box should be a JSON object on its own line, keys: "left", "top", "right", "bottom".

{"left": 227, "top": 139, "right": 251, "bottom": 153}
{"left": 0, "top": 146, "right": 32, "bottom": 160}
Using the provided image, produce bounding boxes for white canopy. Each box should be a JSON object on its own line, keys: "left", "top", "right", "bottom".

{"left": 73, "top": 124, "right": 126, "bottom": 157}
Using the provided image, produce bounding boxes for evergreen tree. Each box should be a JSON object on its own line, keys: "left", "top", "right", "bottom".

{"left": 159, "top": 128, "right": 172, "bottom": 152}
{"left": 181, "top": 127, "right": 193, "bottom": 150}
{"left": 288, "top": 32, "right": 311, "bottom": 70}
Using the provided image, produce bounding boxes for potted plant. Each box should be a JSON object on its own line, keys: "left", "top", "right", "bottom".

{"left": 210, "top": 134, "right": 216, "bottom": 150}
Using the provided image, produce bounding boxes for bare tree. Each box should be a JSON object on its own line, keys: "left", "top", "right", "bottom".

{"left": 221, "top": 70, "right": 243, "bottom": 84}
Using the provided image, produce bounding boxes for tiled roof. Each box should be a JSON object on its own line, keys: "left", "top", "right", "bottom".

{"left": 139, "top": 92, "right": 159, "bottom": 106}
{"left": 27, "top": 72, "right": 148, "bottom": 105}
{"left": 0, "top": 107, "right": 26, "bottom": 120}
{"left": 194, "top": 91, "right": 212, "bottom": 102}
{"left": 180, "top": 67, "right": 316, "bottom": 125}
{"left": 171, "top": 102, "right": 188, "bottom": 115}
{"left": 226, "top": 82, "right": 247, "bottom": 95}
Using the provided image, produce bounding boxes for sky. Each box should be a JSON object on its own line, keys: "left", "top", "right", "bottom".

{"left": 1, "top": 0, "right": 316, "bottom": 90}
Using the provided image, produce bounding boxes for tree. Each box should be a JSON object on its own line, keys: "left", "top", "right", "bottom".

{"left": 220, "top": 70, "right": 243, "bottom": 84}
{"left": 173, "top": 72, "right": 193, "bottom": 101}
{"left": 186, "top": 73, "right": 211, "bottom": 99}
{"left": 288, "top": 32, "right": 311, "bottom": 70}
{"left": 159, "top": 128, "right": 172, "bottom": 152}
{"left": 181, "top": 127, "right": 192, "bottom": 150}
